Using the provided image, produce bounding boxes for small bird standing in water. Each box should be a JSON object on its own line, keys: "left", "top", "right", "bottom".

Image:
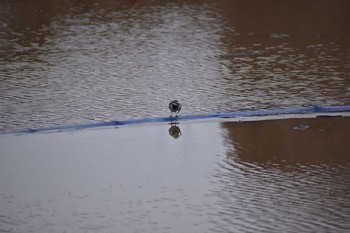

{"left": 169, "top": 100, "right": 182, "bottom": 117}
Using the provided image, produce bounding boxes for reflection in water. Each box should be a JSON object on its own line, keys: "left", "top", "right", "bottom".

{"left": 214, "top": 117, "right": 350, "bottom": 232}
{"left": 221, "top": 117, "right": 350, "bottom": 166}
{"left": 168, "top": 122, "right": 182, "bottom": 139}
{"left": 1, "top": 0, "right": 350, "bottom": 231}
{"left": 1, "top": 115, "right": 350, "bottom": 232}
{"left": 0, "top": 119, "right": 226, "bottom": 233}
{"left": 1, "top": 0, "right": 350, "bottom": 132}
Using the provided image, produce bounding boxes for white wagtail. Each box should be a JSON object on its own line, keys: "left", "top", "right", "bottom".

{"left": 169, "top": 100, "right": 182, "bottom": 117}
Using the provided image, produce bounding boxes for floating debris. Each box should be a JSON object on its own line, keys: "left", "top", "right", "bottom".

{"left": 270, "top": 33, "right": 290, "bottom": 38}
{"left": 292, "top": 125, "right": 310, "bottom": 130}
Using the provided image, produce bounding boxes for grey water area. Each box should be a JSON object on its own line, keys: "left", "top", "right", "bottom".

{"left": 1, "top": 0, "right": 350, "bottom": 232}
{"left": 1, "top": 115, "right": 350, "bottom": 233}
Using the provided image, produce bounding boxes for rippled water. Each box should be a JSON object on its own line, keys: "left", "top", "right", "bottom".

{"left": 218, "top": 117, "right": 350, "bottom": 232}
{"left": 1, "top": 1, "right": 350, "bottom": 232}
{"left": 1, "top": 0, "right": 350, "bottom": 132}
{"left": 1, "top": 117, "right": 350, "bottom": 232}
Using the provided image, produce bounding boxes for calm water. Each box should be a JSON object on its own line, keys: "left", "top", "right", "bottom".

{"left": 1, "top": 0, "right": 350, "bottom": 232}
{"left": 0, "top": 117, "right": 350, "bottom": 233}
{"left": 1, "top": 0, "right": 350, "bottom": 132}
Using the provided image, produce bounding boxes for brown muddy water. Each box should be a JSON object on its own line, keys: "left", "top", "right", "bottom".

{"left": 1, "top": 0, "right": 350, "bottom": 232}
{"left": 1, "top": 116, "right": 350, "bottom": 233}
{"left": 0, "top": 0, "right": 350, "bottom": 132}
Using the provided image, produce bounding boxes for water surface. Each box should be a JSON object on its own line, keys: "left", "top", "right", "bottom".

{"left": 1, "top": 0, "right": 350, "bottom": 131}
{"left": 1, "top": 117, "right": 350, "bottom": 232}
{"left": 1, "top": 1, "right": 350, "bottom": 232}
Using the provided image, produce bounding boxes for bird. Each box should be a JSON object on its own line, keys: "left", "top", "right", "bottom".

{"left": 169, "top": 100, "right": 182, "bottom": 117}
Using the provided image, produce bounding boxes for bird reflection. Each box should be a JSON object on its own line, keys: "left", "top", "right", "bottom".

{"left": 168, "top": 122, "right": 182, "bottom": 139}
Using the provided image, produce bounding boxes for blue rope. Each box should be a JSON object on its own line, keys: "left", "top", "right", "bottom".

{"left": 1, "top": 105, "right": 350, "bottom": 135}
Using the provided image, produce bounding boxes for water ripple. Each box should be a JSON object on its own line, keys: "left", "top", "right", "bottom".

{"left": 211, "top": 160, "right": 350, "bottom": 232}
{"left": 1, "top": 1, "right": 350, "bottom": 132}
{"left": 213, "top": 118, "right": 350, "bottom": 232}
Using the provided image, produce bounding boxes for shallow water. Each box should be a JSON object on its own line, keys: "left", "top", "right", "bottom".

{"left": 1, "top": 117, "right": 350, "bottom": 233}
{"left": 1, "top": 0, "right": 350, "bottom": 132}
{"left": 1, "top": 0, "right": 350, "bottom": 232}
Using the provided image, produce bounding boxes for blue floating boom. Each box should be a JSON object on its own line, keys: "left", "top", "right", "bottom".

{"left": 1, "top": 105, "right": 350, "bottom": 135}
